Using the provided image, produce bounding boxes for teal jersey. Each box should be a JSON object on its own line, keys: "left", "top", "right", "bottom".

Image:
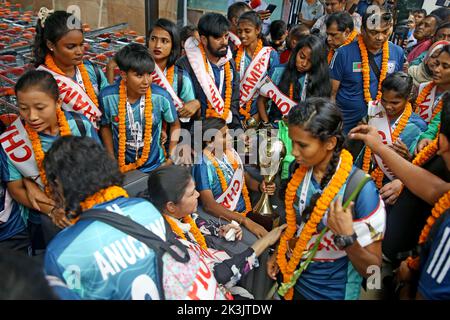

{"left": 84, "top": 60, "right": 110, "bottom": 96}
{"left": 44, "top": 197, "right": 167, "bottom": 300}
{"left": 173, "top": 65, "right": 196, "bottom": 103}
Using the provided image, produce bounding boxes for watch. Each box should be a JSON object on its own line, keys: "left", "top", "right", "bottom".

{"left": 333, "top": 232, "right": 357, "bottom": 250}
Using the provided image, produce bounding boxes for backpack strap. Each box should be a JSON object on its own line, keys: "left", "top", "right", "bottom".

{"left": 177, "top": 66, "right": 183, "bottom": 97}
{"left": 70, "top": 112, "right": 87, "bottom": 137}
{"left": 79, "top": 208, "right": 190, "bottom": 300}
{"left": 343, "top": 168, "right": 371, "bottom": 217}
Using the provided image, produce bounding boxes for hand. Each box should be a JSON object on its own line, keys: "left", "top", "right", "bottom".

{"left": 379, "top": 179, "right": 403, "bottom": 205}
{"left": 244, "top": 217, "right": 269, "bottom": 238}
{"left": 50, "top": 208, "right": 72, "bottom": 229}
{"left": 160, "top": 130, "right": 168, "bottom": 145}
{"left": 23, "top": 178, "right": 55, "bottom": 211}
{"left": 179, "top": 100, "right": 200, "bottom": 118}
{"left": 390, "top": 139, "right": 412, "bottom": 160}
{"left": 219, "top": 223, "right": 243, "bottom": 241}
{"left": 260, "top": 180, "right": 276, "bottom": 196}
{"left": 257, "top": 10, "right": 271, "bottom": 21}
{"left": 327, "top": 196, "right": 354, "bottom": 236}
{"left": 262, "top": 224, "right": 287, "bottom": 246}
{"left": 267, "top": 251, "right": 280, "bottom": 280}
{"left": 106, "top": 57, "right": 118, "bottom": 71}
{"left": 396, "top": 259, "right": 413, "bottom": 283}
{"left": 415, "top": 138, "right": 432, "bottom": 155}
{"left": 161, "top": 158, "right": 174, "bottom": 167}
{"left": 349, "top": 125, "right": 385, "bottom": 154}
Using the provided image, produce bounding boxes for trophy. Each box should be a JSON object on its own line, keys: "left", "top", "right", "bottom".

{"left": 244, "top": 116, "right": 259, "bottom": 130}
{"left": 253, "top": 134, "right": 286, "bottom": 217}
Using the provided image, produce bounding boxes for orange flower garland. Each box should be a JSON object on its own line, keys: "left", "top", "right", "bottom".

{"left": 166, "top": 65, "right": 175, "bottom": 86}
{"left": 44, "top": 54, "right": 99, "bottom": 108}
{"left": 79, "top": 186, "right": 129, "bottom": 211}
{"left": 289, "top": 83, "right": 294, "bottom": 100}
{"left": 328, "top": 29, "right": 358, "bottom": 64}
{"left": 277, "top": 149, "right": 353, "bottom": 300}
{"left": 358, "top": 36, "right": 389, "bottom": 104}
{"left": 363, "top": 102, "right": 413, "bottom": 188}
{"left": 199, "top": 43, "right": 232, "bottom": 121}
{"left": 25, "top": 108, "right": 71, "bottom": 195}
{"left": 412, "top": 138, "right": 439, "bottom": 167}
{"left": 164, "top": 214, "right": 208, "bottom": 250}
{"left": 204, "top": 150, "right": 252, "bottom": 216}
{"left": 117, "top": 79, "right": 153, "bottom": 173}
{"left": 407, "top": 190, "right": 450, "bottom": 271}
{"left": 415, "top": 82, "right": 444, "bottom": 123}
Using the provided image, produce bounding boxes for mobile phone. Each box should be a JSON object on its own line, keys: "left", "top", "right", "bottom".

{"left": 348, "top": 4, "right": 357, "bottom": 15}
{"left": 266, "top": 4, "right": 277, "bottom": 13}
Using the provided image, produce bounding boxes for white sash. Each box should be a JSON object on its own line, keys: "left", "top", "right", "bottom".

{"left": 228, "top": 32, "right": 241, "bottom": 48}
{"left": 259, "top": 76, "right": 297, "bottom": 116}
{"left": 37, "top": 65, "right": 102, "bottom": 128}
{"left": 417, "top": 82, "right": 437, "bottom": 124}
{"left": 367, "top": 101, "right": 396, "bottom": 181}
{"left": 239, "top": 46, "right": 273, "bottom": 108}
{"left": 184, "top": 37, "right": 232, "bottom": 123}
{"left": 0, "top": 118, "right": 43, "bottom": 188}
{"left": 216, "top": 150, "right": 245, "bottom": 212}
{"left": 151, "top": 65, "right": 189, "bottom": 123}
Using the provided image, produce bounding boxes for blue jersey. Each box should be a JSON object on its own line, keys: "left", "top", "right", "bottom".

{"left": 173, "top": 66, "right": 196, "bottom": 103}
{"left": 44, "top": 197, "right": 167, "bottom": 300}
{"left": 99, "top": 83, "right": 178, "bottom": 173}
{"left": 83, "top": 60, "right": 110, "bottom": 96}
{"left": 330, "top": 41, "right": 404, "bottom": 133}
{"left": 418, "top": 213, "right": 450, "bottom": 300}
{"left": 0, "top": 180, "right": 26, "bottom": 241}
{"left": 291, "top": 166, "right": 386, "bottom": 300}
{"left": 0, "top": 112, "right": 100, "bottom": 224}
{"left": 192, "top": 153, "right": 246, "bottom": 213}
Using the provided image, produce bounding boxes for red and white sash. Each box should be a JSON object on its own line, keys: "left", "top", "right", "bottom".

{"left": 228, "top": 32, "right": 241, "bottom": 48}
{"left": 184, "top": 37, "right": 233, "bottom": 123}
{"left": 216, "top": 150, "right": 245, "bottom": 212}
{"left": 239, "top": 46, "right": 273, "bottom": 108}
{"left": 0, "top": 118, "right": 43, "bottom": 188}
{"left": 259, "top": 76, "right": 296, "bottom": 116}
{"left": 37, "top": 65, "right": 102, "bottom": 128}
{"left": 151, "top": 65, "right": 189, "bottom": 123}
{"left": 417, "top": 82, "right": 437, "bottom": 124}
{"left": 367, "top": 100, "right": 396, "bottom": 181}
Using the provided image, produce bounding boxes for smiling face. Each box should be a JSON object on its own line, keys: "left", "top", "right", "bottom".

{"left": 148, "top": 26, "right": 173, "bottom": 62}
{"left": 47, "top": 30, "right": 84, "bottom": 68}
{"left": 237, "top": 20, "right": 261, "bottom": 47}
{"left": 295, "top": 45, "right": 312, "bottom": 73}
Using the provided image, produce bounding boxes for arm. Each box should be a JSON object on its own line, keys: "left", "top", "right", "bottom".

{"left": 257, "top": 95, "right": 270, "bottom": 123}
{"left": 168, "top": 119, "right": 181, "bottom": 160}
{"left": 99, "top": 125, "right": 115, "bottom": 159}
{"left": 419, "top": 112, "right": 441, "bottom": 141}
{"left": 7, "top": 179, "right": 54, "bottom": 215}
{"left": 331, "top": 79, "right": 341, "bottom": 103}
{"left": 105, "top": 58, "right": 117, "bottom": 85}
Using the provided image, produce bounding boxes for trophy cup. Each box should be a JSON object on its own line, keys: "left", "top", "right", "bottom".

{"left": 253, "top": 135, "right": 286, "bottom": 217}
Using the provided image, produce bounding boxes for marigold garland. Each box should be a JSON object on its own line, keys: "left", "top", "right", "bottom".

{"left": 328, "top": 29, "right": 358, "bottom": 64}
{"left": 204, "top": 149, "right": 252, "bottom": 216}
{"left": 166, "top": 65, "right": 175, "bottom": 86}
{"left": 199, "top": 43, "right": 232, "bottom": 121}
{"left": 289, "top": 83, "right": 294, "bottom": 100}
{"left": 117, "top": 79, "right": 153, "bottom": 173}
{"left": 412, "top": 138, "right": 439, "bottom": 167}
{"left": 407, "top": 190, "right": 450, "bottom": 271}
{"left": 79, "top": 186, "right": 129, "bottom": 211}
{"left": 44, "top": 54, "right": 99, "bottom": 108}
{"left": 363, "top": 102, "right": 413, "bottom": 188}
{"left": 277, "top": 149, "right": 353, "bottom": 300}
{"left": 164, "top": 214, "right": 208, "bottom": 250}
{"left": 415, "top": 82, "right": 443, "bottom": 123}
{"left": 25, "top": 108, "right": 71, "bottom": 195}
{"left": 358, "top": 36, "right": 389, "bottom": 104}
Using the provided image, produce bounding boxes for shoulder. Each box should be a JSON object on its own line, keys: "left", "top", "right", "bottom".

{"left": 151, "top": 84, "right": 173, "bottom": 102}
{"left": 336, "top": 41, "right": 360, "bottom": 59}
{"left": 99, "top": 82, "right": 119, "bottom": 99}
{"left": 388, "top": 42, "right": 404, "bottom": 56}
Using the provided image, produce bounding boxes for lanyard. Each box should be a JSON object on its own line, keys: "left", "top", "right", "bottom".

{"left": 126, "top": 96, "right": 146, "bottom": 159}
{"left": 74, "top": 67, "right": 86, "bottom": 91}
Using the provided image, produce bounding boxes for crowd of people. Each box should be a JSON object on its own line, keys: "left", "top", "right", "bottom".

{"left": 0, "top": 0, "right": 449, "bottom": 300}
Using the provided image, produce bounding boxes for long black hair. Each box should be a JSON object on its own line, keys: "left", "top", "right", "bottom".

{"left": 44, "top": 136, "right": 124, "bottom": 216}
{"left": 33, "top": 10, "right": 82, "bottom": 67}
{"left": 15, "top": 70, "right": 59, "bottom": 101}
{"left": 146, "top": 166, "right": 192, "bottom": 212}
{"left": 279, "top": 35, "right": 331, "bottom": 100}
{"left": 148, "top": 18, "right": 181, "bottom": 68}
{"left": 381, "top": 72, "right": 413, "bottom": 100}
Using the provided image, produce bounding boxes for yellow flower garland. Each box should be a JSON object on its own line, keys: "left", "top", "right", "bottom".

{"left": 117, "top": 79, "right": 153, "bottom": 173}
{"left": 412, "top": 138, "right": 439, "bottom": 167}
{"left": 79, "top": 186, "right": 129, "bottom": 211}
{"left": 164, "top": 214, "right": 208, "bottom": 250}
{"left": 327, "top": 29, "right": 358, "bottom": 65}
{"left": 277, "top": 149, "right": 353, "bottom": 300}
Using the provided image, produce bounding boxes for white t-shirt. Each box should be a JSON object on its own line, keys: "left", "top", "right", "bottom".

{"left": 300, "top": 0, "right": 325, "bottom": 21}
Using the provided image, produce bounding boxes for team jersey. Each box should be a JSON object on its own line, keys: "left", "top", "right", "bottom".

{"left": 0, "top": 180, "right": 26, "bottom": 241}
{"left": 172, "top": 65, "right": 196, "bottom": 103}
{"left": 99, "top": 83, "right": 178, "bottom": 173}
{"left": 83, "top": 60, "right": 110, "bottom": 96}
{"left": 44, "top": 197, "right": 167, "bottom": 300}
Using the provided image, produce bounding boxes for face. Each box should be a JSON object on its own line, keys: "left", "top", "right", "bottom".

{"left": 202, "top": 33, "right": 229, "bottom": 58}
{"left": 47, "top": 30, "right": 84, "bottom": 67}
{"left": 324, "top": 0, "right": 345, "bottom": 14}
{"left": 148, "top": 26, "right": 173, "bottom": 62}
{"left": 381, "top": 89, "right": 407, "bottom": 119}
{"left": 212, "top": 125, "right": 233, "bottom": 153}
{"left": 170, "top": 179, "right": 200, "bottom": 219}
{"left": 326, "top": 22, "right": 351, "bottom": 49}
{"left": 414, "top": 17, "right": 438, "bottom": 40}
{"left": 17, "top": 87, "right": 59, "bottom": 133}
{"left": 363, "top": 23, "right": 393, "bottom": 51}
{"left": 414, "top": 13, "right": 425, "bottom": 25}
{"left": 435, "top": 27, "right": 450, "bottom": 42}
{"left": 295, "top": 46, "right": 312, "bottom": 73}
{"left": 122, "top": 70, "right": 153, "bottom": 96}
{"left": 289, "top": 125, "right": 335, "bottom": 168}
{"left": 237, "top": 20, "right": 261, "bottom": 47}
{"left": 426, "top": 49, "right": 443, "bottom": 75}
{"left": 433, "top": 51, "right": 450, "bottom": 86}
{"left": 407, "top": 15, "right": 415, "bottom": 30}
{"left": 272, "top": 33, "right": 287, "bottom": 51}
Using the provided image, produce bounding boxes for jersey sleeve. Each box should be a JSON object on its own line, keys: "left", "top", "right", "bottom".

{"left": 330, "top": 48, "right": 346, "bottom": 82}
{"left": 192, "top": 161, "right": 212, "bottom": 192}
{"left": 179, "top": 69, "right": 196, "bottom": 103}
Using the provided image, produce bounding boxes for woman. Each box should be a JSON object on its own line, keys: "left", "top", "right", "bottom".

{"left": 0, "top": 70, "right": 99, "bottom": 248}
{"left": 268, "top": 98, "right": 385, "bottom": 300}
{"left": 235, "top": 11, "right": 279, "bottom": 126}
{"left": 356, "top": 72, "right": 427, "bottom": 204}
{"left": 33, "top": 10, "right": 108, "bottom": 128}
{"left": 147, "top": 165, "right": 286, "bottom": 299}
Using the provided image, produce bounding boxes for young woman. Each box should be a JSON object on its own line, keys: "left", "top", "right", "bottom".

{"left": 146, "top": 165, "right": 286, "bottom": 299}
{"left": 268, "top": 98, "right": 385, "bottom": 300}
{"left": 356, "top": 72, "right": 427, "bottom": 205}
{"left": 99, "top": 43, "right": 180, "bottom": 174}
{"left": 235, "top": 11, "right": 279, "bottom": 127}
{"left": 0, "top": 70, "right": 99, "bottom": 247}
{"left": 33, "top": 10, "right": 108, "bottom": 128}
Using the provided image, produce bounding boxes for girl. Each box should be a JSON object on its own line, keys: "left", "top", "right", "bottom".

{"left": 147, "top": 165, "right": 286, "bottom": 299}
{"left": 33, "top": 10, "right": 108, "bottom": 127}
{"left": 235, "top": 11, "right": 279, "bottom": 127}
{"left": 268, "top": 98, "right": 385, "bottom": 300}
{"left": 357, "top": 72, "right": 427, "bottom": 205}
{"left": 0, "top": 70, "right": 99, "bottom": 245}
